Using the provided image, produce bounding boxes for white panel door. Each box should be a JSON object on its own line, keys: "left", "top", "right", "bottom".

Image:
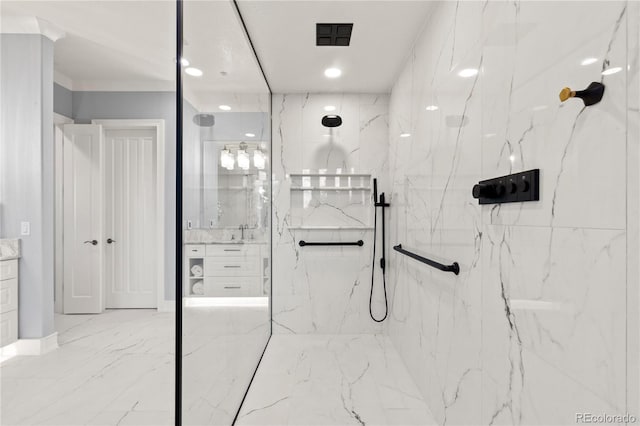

{"left": 105, "top": 129, "right": 157, "bottom": 308}
{"left": 63, "top": 124, "right": 104, "bottom": 314}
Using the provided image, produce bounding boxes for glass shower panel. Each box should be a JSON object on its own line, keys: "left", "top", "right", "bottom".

{"left": 180, "top": 1, "right": 271, "bottom": 424}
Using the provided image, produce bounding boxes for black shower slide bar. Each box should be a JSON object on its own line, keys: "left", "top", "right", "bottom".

{"left": 299, "top": 240, "right": 364, "bottom": 247}
{"left": 393, "top": 244, "right": 460, "bottom": 275}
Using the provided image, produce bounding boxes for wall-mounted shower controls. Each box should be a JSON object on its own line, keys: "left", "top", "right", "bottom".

{"left": 472, "top": 169, "right": 539, "bottom": 205}
{"left": 559, "top": 82, "right": 605, "bottom": 106}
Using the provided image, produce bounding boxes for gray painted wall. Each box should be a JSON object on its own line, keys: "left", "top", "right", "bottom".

{"left": 0, "top": 34, "right": 55, "bottom": 339}
{"left": 53, "top": 83, "right": 72, "bottom": 118}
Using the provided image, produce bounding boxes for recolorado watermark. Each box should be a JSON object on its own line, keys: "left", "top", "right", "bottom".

{"left": 576, "top": 413, "right": 638, "bottom": 423}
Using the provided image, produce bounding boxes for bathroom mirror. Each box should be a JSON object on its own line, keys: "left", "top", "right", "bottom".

{"left": 201, "top": 141, "right": 270, "bottom": 232}
{"left": 181, "top": 0, "right": 271, "bottom": 424}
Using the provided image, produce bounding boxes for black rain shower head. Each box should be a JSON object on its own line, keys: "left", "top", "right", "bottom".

{"left": 322, "top": 115, "right": 342, "bottom": 127}
{"left": 193, "top": 113, "right": 215, "bottom": 127}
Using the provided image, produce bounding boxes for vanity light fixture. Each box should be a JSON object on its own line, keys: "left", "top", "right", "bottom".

{"left": 253, "top": 149, "right": 266, "bottom": 170}
{"left": 245, "top": 133, "right": 256, "bottom": 138}
{"left": 601, "top": 66, "right": 622, "bottom": 76}
{"left": 457, "top": 68, "right": 478, "bottom": 78}
{"left": 185, "top": 67, "right": 203, "bottom": 77}
{"left": 324, "top": 67, "right": 342, "bottom": 78}
{"left": 237, "top": 143, "right": 250, "bottom": 170}
{"left": 220, "top": 146, "right": 234, "bottom": 170}
{"left": 400, "top": 133, "right": 411, "bottom": 138}
{"left": 425, "top": 105, "right": 439, "bottom": 111}
{"left": 219, "top": 105, "right": 232, "bottom": 111}
{"left": 324, "top": 105, "right": 336, "bottom": 112}
{"left": 581, "top": 57, "right": 598, "bottom": 66}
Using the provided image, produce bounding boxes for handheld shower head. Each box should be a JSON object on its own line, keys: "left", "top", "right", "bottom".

{"left": 373, "top": 178, "right": 378, "bottom": 203}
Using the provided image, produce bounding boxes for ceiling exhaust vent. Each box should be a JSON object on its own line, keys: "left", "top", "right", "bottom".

{"left": 316, "top": 23, "right": 353, "bottom": 46}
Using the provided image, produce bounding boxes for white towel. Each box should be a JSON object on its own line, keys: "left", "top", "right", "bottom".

{"left": 192, "top": 280, "right": 204, "bottom": 295}
{"left": 190, "top": 264, "right": 203, "bottom": 277}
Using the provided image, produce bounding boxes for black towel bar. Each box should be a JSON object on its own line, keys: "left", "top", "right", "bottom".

{"left": 393, "top": 244, "right": 460, "bottom": 275}
{"left": 299, "top": 240, "right": 364, "bottom": 247}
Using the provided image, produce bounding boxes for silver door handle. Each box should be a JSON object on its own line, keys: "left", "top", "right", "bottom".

{"left": 84, "top": 240, "right": 98, "bottom": 246}
{"left": 224, "top": 265, "right": 241, "bottom": 268}
{"left": 107, "top": 238, "right": 116, "bottom": 244}
{"left": 224, "top": 286, "right": 241, "bottom": 289}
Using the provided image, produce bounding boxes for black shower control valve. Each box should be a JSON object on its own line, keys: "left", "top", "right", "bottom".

{"left": 472, "top": 169, "right": 539, "bottom": 205}
{"left": 472, "top": 183, "right": 504, "bottom": 199}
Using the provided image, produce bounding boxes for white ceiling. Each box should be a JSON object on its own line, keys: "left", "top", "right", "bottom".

{"left": 1, "top": 0, "right": 433, "bottom": 97}
{"left": 0, "top": 0, "right": 268, "bottom": 101}
{"left": 236, "top": 0, "right": 434, "bottom": 93}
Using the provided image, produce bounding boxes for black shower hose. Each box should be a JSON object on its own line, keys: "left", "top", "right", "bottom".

{"left": 369, "top": 204, "right": 388, "bottom": 322}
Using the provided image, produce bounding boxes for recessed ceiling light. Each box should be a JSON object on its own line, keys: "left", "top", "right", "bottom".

{"left": 185, "top": 67, "right": 203, "bottom": 77}
{"left": 400, "top": 133, "right": 411, "bottom": 138}
{"left": 602, "top": 66, "right": 622, "bottom": 76}
{"left": 324, "top": 68, "right": 342, "bottom": 78}
{"left": 581, "top": 57, "right": 598, "bottom": 66}
{"left": 324, "top": 105, "right": 336, "bottom": 112}
{"left": 425, "top": 105, "right": 439, "bottom": 111}
{"left": 458, "top": 68, "right": 478, "bottom": 78}
{"left": 219, "top": 105, "right": 231, "bottom": 111}
{"left": 245, "top": 133, "right": 255, "bottom": 138}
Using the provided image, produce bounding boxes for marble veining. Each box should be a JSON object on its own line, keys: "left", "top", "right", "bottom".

{"left": 236, "top": 334, "right": 435, "bottom": 426}
{"left": 1, "top": 310, "right": 174, "bottom": 425}
{"left": 385, "top": 1, "right": 637, "bottom": 425}
{"left": 0, "top": 238, "right": 20, "bottom": 260}
{"left": 272, "top": 93, "right": 390, "bottom": 334}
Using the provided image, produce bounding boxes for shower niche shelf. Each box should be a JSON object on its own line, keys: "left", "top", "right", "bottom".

{"left": 289, "top": 172, "right": 373, "bottom": 229}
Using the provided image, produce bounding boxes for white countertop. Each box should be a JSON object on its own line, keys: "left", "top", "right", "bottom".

{"left": 0, "top": 239, "right": 20, "bottom": 261}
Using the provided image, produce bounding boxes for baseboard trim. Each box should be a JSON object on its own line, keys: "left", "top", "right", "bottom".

{"left": 0, "top": 332, "right": 59, "bottom": 360}
{"left": 157, "top": 300, "right": 176, "bottom": 312}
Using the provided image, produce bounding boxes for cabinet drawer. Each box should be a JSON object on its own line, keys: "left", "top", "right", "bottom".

{"left": 203, "top": 277, "right": 260, "bottom": 297}
{"left": 205, "top": 245, "right": 260, "bottom": 257}
{"left": 204, "top": 257, "right": 260, "bottom": 276}
{"left": 0, "top": 279, "right": 18, "bottom": 314}
{"left": 0, "top": 260, "right": 17, "bottom": 281}
{"left": 185, "top": 245, "right": 205, "bottom": 257}
{"left": 0, "top": 310, "right": 18, "bottom": 347}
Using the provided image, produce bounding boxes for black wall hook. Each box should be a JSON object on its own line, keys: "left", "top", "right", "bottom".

{"left": 559, "top": 81, "right": 605, "bottom": 106}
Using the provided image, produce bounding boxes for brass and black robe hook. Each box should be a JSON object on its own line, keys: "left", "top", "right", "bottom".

{"left": 559, "top": 81, "right": 605, "bottom": 106}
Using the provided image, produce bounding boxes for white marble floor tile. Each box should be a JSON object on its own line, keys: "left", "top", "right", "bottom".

{"left": 0, "top": 310, "right": 174, "bottom": 426}
{"left": 236, "top": 335, "right": 436, "bottom": 426}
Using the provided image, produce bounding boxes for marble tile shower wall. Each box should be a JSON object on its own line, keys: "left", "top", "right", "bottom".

{"left": 272, "top": 93, "right": 389, "bottom": 334}
{"left": 385, "top": 2, "right": 639, "bottom": 425}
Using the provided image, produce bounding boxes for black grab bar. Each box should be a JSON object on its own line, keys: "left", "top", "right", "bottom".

{"left": 299, "top": 240, "right": 364, "bottom": 247}
{"left": 393, "top": 244, "right": 460, "bottom": 275}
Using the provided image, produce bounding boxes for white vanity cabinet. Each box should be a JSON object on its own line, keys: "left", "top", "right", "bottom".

{"left": 185, "top": 244, "right": 265, "bottom": 297}
{"left": 0, "top": 259, "right": 19, "bottom": 347}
